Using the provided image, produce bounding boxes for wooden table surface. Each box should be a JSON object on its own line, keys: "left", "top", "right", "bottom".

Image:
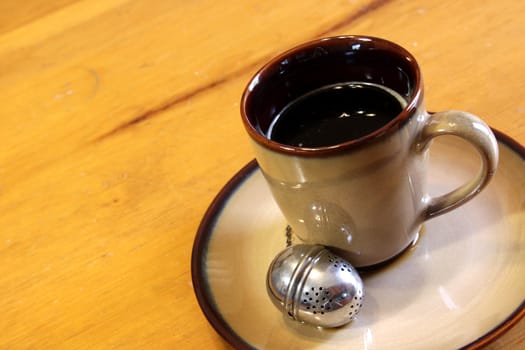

{"left": 1, "top": 0, "right": 524, "bottom": 348}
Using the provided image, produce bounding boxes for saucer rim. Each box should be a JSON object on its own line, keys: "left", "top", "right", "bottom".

{"left": 191, "top": 128, "right": 525, "bottom": 350}
{"left": 191, "top": 158, "right": 259, "bottom": 350}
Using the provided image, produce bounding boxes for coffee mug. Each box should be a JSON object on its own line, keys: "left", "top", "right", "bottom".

{"left": 240, "top": 36, "right": 498, "bottom": 267}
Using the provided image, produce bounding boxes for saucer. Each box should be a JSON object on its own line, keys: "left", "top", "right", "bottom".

{"left": 192, "top": 131, "right": 525, "bottom": 349}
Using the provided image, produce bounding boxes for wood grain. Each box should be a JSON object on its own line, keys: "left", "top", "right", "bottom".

{"left": 0, "top": 0, "right": 523, "bottom": 348}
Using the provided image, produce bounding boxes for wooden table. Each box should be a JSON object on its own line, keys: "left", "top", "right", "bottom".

{"left": 1, "top": 0, "right": 523, "bottom": 348}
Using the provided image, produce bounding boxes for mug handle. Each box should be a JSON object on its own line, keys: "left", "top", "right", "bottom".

{"left": 416, "top": 110, "right": 499, "bottom": 219}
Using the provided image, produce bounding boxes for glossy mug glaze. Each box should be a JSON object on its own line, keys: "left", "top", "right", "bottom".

{"left": 241, "top": 36, "right": 498, "bottom": 267}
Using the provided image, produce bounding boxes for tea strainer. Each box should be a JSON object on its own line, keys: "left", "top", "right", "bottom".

{"left": 267, "top": 244, "right": 364, "bottom": 328}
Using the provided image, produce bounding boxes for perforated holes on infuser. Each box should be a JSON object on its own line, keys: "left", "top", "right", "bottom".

{"left": 303, "top": 286, "right": 330, "bottom": 315}
{"left": 330, "top": 256, "right": 341, "bottom": 268}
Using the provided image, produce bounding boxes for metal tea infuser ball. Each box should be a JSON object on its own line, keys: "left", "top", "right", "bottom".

{"left": 267, "top": 244, "right": 364, "bottom": 328}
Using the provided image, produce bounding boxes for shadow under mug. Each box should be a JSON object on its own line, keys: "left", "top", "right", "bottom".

{"left": 241, "top": 35, "right": 498, "bottom": 267}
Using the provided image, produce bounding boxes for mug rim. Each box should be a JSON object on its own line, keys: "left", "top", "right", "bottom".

{"left": 240, "top": 35, "right": 423, "bottom": 156}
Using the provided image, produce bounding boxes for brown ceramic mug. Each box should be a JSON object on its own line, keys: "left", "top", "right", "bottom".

{"left": 241, "top": 36, "right": 498, "bottom": 267}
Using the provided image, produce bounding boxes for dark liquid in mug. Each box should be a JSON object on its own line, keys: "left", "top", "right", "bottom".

{"left": 268, "top": 82, "right": 407, "bottom": 147}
